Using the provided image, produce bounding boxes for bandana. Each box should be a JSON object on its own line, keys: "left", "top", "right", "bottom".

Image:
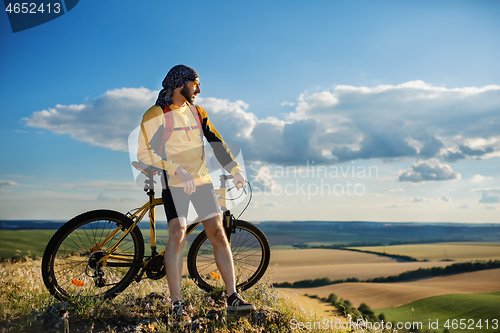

{"left": 155, "top": 65, "right": 199, "bottom": 107}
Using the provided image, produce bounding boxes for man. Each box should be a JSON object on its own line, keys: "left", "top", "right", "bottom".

{"left": 137, "top": 65, "right": 255, "bottom": 322}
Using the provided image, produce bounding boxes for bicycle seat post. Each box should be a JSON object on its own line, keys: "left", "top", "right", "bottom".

{"left": 143, "top": 169, "right": 157, "bottom": 206}
{"left": 145, "top": 169, "right": 159, "bottom": 256}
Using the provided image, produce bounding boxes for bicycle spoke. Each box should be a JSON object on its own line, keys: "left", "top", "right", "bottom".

{"left": 188, "top": 220, "right": 269, "bottom": 292}
{"left": 42, "top": 211, "right": 144, "bottom": 301}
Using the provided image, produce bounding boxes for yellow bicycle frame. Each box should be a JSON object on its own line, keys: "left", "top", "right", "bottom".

{"left": 94, "top": 173, "right": 230, "bottom": 268}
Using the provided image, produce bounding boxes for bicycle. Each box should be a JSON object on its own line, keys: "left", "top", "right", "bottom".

{"left": 41, "top": 161, "right": 270, "bottom": 302}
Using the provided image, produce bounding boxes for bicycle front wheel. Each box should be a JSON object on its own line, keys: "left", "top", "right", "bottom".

{"left": 41, "top": 210, "right": 144, "bottom": 301}
{"left": 187, "top": 220, "right": 270, "bottom": 292}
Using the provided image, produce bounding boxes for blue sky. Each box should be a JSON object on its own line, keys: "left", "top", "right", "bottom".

{"left": 1, "top": 0, "right": 500, "bottom": 222}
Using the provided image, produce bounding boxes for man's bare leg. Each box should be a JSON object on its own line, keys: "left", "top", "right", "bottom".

{"left": 202, "top": 214, "right": 237, "bottom": 296}
{"left": 164, "top": 217, "right": 187, "bottom": 303}
{"left": 203, "top": 214, "right": 256, "bottom": 311}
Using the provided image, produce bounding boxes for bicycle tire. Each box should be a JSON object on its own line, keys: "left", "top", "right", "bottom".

{"left": 41, "top": 210, "right": 144, "bottom": 301}
{"left": 187, "top": 220, "right": 270, "bottom": 292}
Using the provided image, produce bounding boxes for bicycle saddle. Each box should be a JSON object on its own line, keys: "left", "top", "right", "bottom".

{"left": 131, "top": 161, "right": 161, "bottom": 178}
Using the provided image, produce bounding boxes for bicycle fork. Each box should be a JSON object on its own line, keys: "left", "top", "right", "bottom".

{"left": 223, "top": 210, "right": 236, "bottom": 243}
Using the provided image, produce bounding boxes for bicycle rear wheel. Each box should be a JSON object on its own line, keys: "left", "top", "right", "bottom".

{"left": 187, "top": 219, "right": 270, "bottom": 292}
{"left": 41, "top": 210, "right": 144, "bottom": 301}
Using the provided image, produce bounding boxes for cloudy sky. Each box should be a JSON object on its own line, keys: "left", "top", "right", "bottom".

{"left": 1, "top": 0, "right": 499, "bottom": 223}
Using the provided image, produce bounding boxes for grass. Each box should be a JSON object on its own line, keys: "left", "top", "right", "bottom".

{"left": 376, "top": 292, "right": 500, "bottom": 333}
{"left": 0, "top": 258, "right": 363, "bottom": 333}
{"left": 0, "top": 229, "right": 203, "bottom": 260}
{"left": 262, "top": 230, "right": 385, "bottom": 248}
{"left": 0, "top": 230, "right": 55, "bottom": 260}
{"left": 3, "top": 229, "right": 498, "bottom": 332}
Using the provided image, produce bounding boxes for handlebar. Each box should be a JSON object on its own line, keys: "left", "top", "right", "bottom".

{"left": 133, "top": 161, "right": 248, "bottom": 194}
{"left": 132, "top": 160, "right": 252, "bottom": 218}
{"left": 219, "top": 174, "right": 247, "bottom": 194}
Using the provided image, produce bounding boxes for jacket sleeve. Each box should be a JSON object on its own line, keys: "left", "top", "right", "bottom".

{"left": 137, "top": 106, "right": 180, "bottom": 176}
{"left": 197, "top": 105, "right": 242, "bottom": 175}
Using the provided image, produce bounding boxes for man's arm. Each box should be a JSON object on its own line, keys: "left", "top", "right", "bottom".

{"left": 197, "top": 106, "right": 242, "bottom": 175}
{"left": 196, "top": 106, "right": 247, "bottom": 189}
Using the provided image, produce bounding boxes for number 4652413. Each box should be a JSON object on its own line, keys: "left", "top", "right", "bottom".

{"left": 444, "top": 319, "right": 498, "bottom": 330}
{"left": 5, "top": 2, "right": 61, "bottom": 14}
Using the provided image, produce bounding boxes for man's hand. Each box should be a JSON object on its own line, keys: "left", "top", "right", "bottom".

{"left": 233, "top": 171, "right": 247, "bottom": 191}
{"left": 175, "top": 166, "right": 196, "bottom": 195}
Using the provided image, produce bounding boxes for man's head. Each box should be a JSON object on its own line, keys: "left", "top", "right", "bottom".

{"left": 155, "top": 65, "right": 199, "bottom": 106}
{"left": 179, "top": 79, "right": 200, "bottom": 104}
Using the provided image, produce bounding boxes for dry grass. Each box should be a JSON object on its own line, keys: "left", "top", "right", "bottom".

{"left": 5, "top": 244, "right": 497, "bottom": 331}
{"left": 0, "top": 258, "right": 371, "bottom": 333}
{"left": 349, "top": 242, "right": 500, "bottom": 262}
{"left": 276, "top": 290, "right": 339, "bottom": 319}
{"left": 0, "top": 259, "right": 49, "bottom": 323}
{"left": 280, "top": 268, "right": 500, "bottom": 309}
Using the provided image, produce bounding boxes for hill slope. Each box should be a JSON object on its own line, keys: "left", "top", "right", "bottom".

{"left": 377, "top": 292, "right": 500, "bottom": 333}
{"left": 280, "top": 268, "right": 500, "bottom": 308}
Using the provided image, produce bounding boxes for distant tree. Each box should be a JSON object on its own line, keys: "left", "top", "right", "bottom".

{"left": 327, "top": 293, "right": 338, "bottom": 304}
{"left": 358, "top": 303, "right": 373, "bottom": 314}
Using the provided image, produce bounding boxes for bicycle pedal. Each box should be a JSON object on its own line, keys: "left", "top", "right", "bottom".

{"left": 96, "top": 278, "right": 106, "bottom": 288}
{"left": 134, "top": 269, "right": 145, "bottom": 283}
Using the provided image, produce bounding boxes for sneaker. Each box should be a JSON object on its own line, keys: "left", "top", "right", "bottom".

{"left": 226, "top": 293, "right": 256, "bottom": 312}
{"left": 172, "top": 300, "right": 192, "bottom": 325}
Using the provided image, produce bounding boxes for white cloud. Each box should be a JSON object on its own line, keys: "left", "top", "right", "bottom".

{"left": 399, "top": 159, "right": 460, "bottom": 183}
{"left": 410, "top": 194, "right": 452, "bottom": 203}
{"left": 0, "top": 180, "right": 19, "bottom": 187}
{"left": 475, "top": 188, "right": 500, "bottom": 204}
{"left": 252, "top": 163, "right": 280, "bottom": 192}
{"left": 50, "top": 180, "right": 138, "bottom": 191}
{"left": 195, "top": 97, "right": 257, "bottom": 139}
{"left": 23, "top": 81, "right": 500, "bottom": 170}
{"left": 440, "top": 194, "right": 452, "bottom": 202}
{"left": 281, "top": 100, "right": 295, "bottom": 107}
{"left": 470, "top": 174, "right": 493, "bottom": 183}
{"left": 291, "top": 81, "right": 500, "bottom": 163}
{"left": 97, "top": 192, "right": 136, "bottom": 203}
{"left": 23, "top": 88, "right": 157, "bottom": 152}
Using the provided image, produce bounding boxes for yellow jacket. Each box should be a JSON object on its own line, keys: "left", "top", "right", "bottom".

{"left": 138, "top": 103, "right": 242, "bottom": 187}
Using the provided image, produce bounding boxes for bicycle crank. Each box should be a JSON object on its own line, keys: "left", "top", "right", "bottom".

{"left": 87, "top": 251, "right": 107, "bottom": 287}
{"left": 145, "top": 254, "right": 166, "bottom": 280}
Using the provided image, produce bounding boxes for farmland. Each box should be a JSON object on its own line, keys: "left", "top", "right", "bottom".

{"left": 266, "top": 241, "right": 500, "bottom": 326}
{"left": 349, "top": 242, "right": 500, "bottom": 262}
{"left": 268, "top": 248, "right": 452, "bottom": 283}
{"left": 278, "top": 268, "right": 500, "bottom": 308}
{"left": 1, "top": 220, "right": 499, "bottom": 332}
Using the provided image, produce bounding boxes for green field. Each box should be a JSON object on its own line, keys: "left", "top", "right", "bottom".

{"left": 0, "top": 228, "right": 205, "bottom": 259}
{"left": 0, "top": 230, "right": 56, "bottom": 259}
{"left": 376, "top": 292, "right": 500, "bottom": 333}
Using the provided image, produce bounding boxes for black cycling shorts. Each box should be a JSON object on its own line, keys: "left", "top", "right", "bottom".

{"left": 162, "top": 183, "right": 221, "bottom": 223}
